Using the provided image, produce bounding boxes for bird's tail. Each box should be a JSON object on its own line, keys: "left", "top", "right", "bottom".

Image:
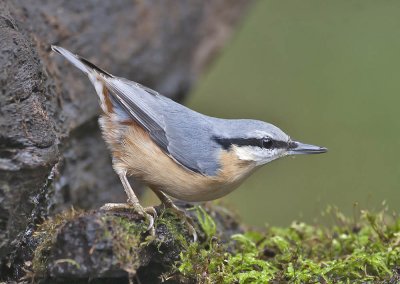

{"left": 52, "top": 45, "right": 119, "bottom": 115}
{"left": 51, "top": 45, "right": 112, "bottom": 77}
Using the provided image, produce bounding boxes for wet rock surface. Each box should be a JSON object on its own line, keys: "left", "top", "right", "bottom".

{"left": 0, "top": 0, "right": 252, "bottom": 281}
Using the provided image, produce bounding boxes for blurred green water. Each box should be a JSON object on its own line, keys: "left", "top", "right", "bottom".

{"left": 187, "top": 0, "right": 400, "bottom": 226}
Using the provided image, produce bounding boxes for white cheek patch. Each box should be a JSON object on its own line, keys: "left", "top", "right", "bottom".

{"left": 233, "top": 146, "right": 284, "bottom": 165}
{"left": 233, "top": 146, "right": 258, "bottom": 161}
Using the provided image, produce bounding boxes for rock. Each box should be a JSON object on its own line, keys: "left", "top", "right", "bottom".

{"left": 29, "top": 203, "right": 243, "bottom": 283}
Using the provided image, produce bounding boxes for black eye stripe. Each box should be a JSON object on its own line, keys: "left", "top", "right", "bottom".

{"left": 272, "top": 140, "right": 288, "bottom": 149}
{"left": 213, "top": 137, "right": 287, "bottom": 150}
{"left": 214, "top": 138, "right": 262, "bottom": 149}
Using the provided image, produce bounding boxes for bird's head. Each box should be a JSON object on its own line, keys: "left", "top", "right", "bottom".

{"left": 214, "top": 119, "right": 327, "bottom": 166}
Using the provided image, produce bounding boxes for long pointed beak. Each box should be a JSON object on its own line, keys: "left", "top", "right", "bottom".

{"left": 288, "top": 141, "right": 328, "bottom": 155}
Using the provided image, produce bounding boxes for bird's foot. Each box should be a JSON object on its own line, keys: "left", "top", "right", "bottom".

{"left": 164, "top": 203, "right": 197, "bottom": 242}
{"left": 100, "top": 203, "right": 156, "bottom": 236}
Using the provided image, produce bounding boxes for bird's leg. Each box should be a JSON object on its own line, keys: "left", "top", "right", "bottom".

{"left": 100, "top": 170, "right": 156, "bottom": 235}
{"left": 154, "top": 190, "right": 197, "bottom": 242}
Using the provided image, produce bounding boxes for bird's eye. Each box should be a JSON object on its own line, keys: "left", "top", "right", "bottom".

{"left": 262, "top": 138, "right": 273, "bottom": 149}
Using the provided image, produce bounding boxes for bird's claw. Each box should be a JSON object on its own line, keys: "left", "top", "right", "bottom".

{"left": 141, "top": 206, "right": 157, "bottom": 234}
{"left": 186, "top": 220, "right": 198, "bottom": 242}
{"left": 100, "top": 203, "right": 156, "bottom": 236}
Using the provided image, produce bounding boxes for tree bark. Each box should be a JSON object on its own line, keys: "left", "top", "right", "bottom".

{"left": 0, "top": 0, "right": 252, "bottom": 279}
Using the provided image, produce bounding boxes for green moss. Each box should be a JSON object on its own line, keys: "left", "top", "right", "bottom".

{"left": 100, "top": 214, "right": 145, "bottom": 272}
{"left": 155, "top": 208, "right": 191, "bottom": 249}
{"left": 32, "top": 208, "right": 83, "bottom": 276}
{"left": 192, "top": 205, "right": 217, "bottom": 242}
{"left": 178, "top": 206, "right": 400, "bottom": 284}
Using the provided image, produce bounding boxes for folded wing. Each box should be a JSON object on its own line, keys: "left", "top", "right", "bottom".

{"left": 104, "top": 77, "right": 221, "bottom": 176}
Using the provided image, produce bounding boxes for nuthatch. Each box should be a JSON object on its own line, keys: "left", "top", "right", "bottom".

{"left": 52, "top": 46, "right": 327, "bottom": 240}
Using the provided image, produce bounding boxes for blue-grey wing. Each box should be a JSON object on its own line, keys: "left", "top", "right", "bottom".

{"left": 161, "top": 107, "right": 222, "bottom": 176}
{"left": 104, "top": 77, "right": 221, "bottom": 176}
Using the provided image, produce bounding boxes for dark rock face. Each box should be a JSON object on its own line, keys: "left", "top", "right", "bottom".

{"left": 0, "top": 0, "right": 252, "bottom": 280}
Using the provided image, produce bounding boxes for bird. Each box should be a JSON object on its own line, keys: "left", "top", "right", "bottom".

{"left": 51, "top": 45, "right": 327, "bottom": 241}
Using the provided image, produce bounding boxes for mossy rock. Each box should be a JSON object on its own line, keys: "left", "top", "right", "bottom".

{"left": 22, "top": 204, "right": 400, "bottom": 283}
{"left": 27, "top": 203, "right": 242, "bottom": 283}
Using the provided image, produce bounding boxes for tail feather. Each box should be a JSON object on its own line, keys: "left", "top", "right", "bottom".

{"left": 52, "top": 45, "right": 117, "bottom": 114}
{"left": 51, "top": 45, "right": 112, "bottom": 77}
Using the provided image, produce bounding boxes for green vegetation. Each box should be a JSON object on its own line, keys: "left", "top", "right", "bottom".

{"left": 178, "top": 205, "right": 400, "bottom": 283}
{"left": 155, "top": 208, "right": 192, "bottom": 249}
{"left": 100, "top": 214, "right": 146, "bottom": 273}
{"left": 31, "top": 204, "right": 400, "bottom": 283}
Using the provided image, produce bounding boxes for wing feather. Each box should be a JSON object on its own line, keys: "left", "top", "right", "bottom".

{"left": 104, "top": 77, "right": 209, "bottom": 174}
